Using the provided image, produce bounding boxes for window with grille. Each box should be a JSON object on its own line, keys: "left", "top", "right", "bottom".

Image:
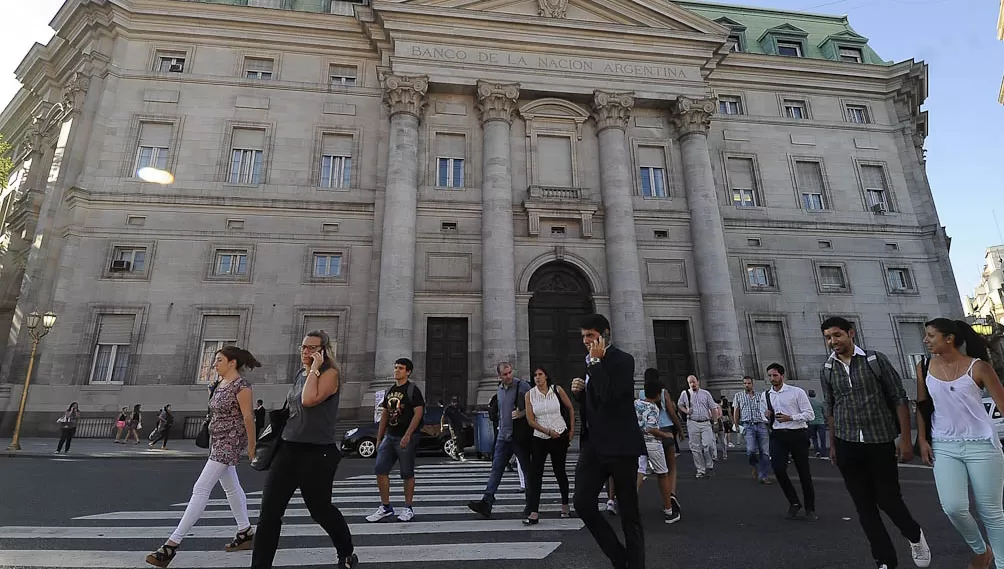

{"left": 89, "top": 315, "right": 135, "bottom": 384}
{"left": 727, "top": 157, "right": 758, "bottom": 207}
{"left": 134, "top": 122, "right": 172, "bottom": 175}
{"left": 244, "top": 57, "right": 274, "bottom": 80}
{"left": 329, "top": 64, "right": 357, "bottom": 87}
{"left": 795, "top": 161, "right": 827, "bottom": 210}
{"left": 320, "top": 134, "right": 353, "bottom": 189}
{"left": 229, "top": 128, "right": 265, "bottom": 184}
{"left": 196, "top": 315, "right": 239, "bottom": 384}
{"left": 819, "top": 266, "right": 847, "bottom": 290}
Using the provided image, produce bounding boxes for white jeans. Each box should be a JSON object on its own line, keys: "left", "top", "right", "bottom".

{"left": 687, "top": 420, "right": 715, "bottom": 474}
{"left": 170, "top": 459, "right": 250, "bottom": 544}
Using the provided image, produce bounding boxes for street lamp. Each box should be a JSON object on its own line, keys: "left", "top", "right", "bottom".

{"left": 6, "top": 310, "right": 57, "bottom": 451}
{"left": 973, "top": 321, "right": 995, "bottom": 337}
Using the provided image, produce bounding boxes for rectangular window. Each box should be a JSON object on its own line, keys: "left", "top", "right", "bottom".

{"left": 313, "top": 253, "right": 343, "bottom": 278}
{"left": 783, "top": 100, "right": 807, "bottom": 119}
{"left": 726, "top": 157, "right": 758, "bottom": 207}
{"left": 320, "top": 134, "right": 353, "bottom": 189}
{"left": 887, "top": 268, "right": 913, "bottom": 292}
{"left": 537, "top": 135, "right": 573, "bottom": 187}
{"left": 795, "top": 161, "right": 827, "bottom": 210}
{"left": 719, "top": 96, "right": 743, "bottom": 115}
{"left": 197, "top": 316, "right": 239, "bottom": 384}
{"left": 229, "top": 128, "right": 265, "bottom": 184}
{"left": 839, "top": 47, "right": 863, "bottom": 63}
{"left": 244, "top": 57, "right": 274, "bottom": 80}
{"left": 302, "top": 315, "right": 339, "bottom": 342}
{"left": 214, "top": 250, "right": 249, "bottom": 276}
{"left": 111, "top": 247, "right": 147, "bottom": 274}
{"left": 156, "top": 51, "right": 186, "bottom": 73}
{"left": 777, "top": 41, "right": 803, "bottom": 57}
{"left": 861, "top": 165, "right": 890, "bottom": 211}
{"left": 846, "top": 105, "right": 870, "bottom": 124}
{"left": 329, "top": 64, "right": 357, "bottom": 87}
{"left": 819, "top": 265, "right": 847, "bottom": 290}
{"left": 637, "top": 146, "right": 668, "bottom": 198}
{"left": 89, "top": 315, "right": 134, "bottom": 384}
{"left": 746, "top": 264, "right": 773, "bottom": 288}
{"left": 435, "top": 133, "right": 466, "bottom": 188}
{"left": 134, "top": 122, "right": 172, "bottom": 175}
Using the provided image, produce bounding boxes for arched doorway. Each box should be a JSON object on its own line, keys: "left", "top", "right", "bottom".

{"left": 528, "top": 262, "right": 595, "bottom": 393}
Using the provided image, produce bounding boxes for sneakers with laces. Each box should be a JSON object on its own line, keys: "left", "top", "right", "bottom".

{"left": 365, "top": 505, "right": 395, "bottom": 523}
{"left": 664, "top": 508, "right": 681, "bottom": 524}
{"left": 397, "top": 506, "right": 415, "bottom": 522}
{"left": 910, "top": 530, "right": 931, "bottom": 567}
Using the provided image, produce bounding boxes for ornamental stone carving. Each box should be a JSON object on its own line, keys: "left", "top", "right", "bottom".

{"left": 382, "top": 73, "right": 429, "bottom": 119}
{"left": 476, "top": 81, "right": 520, "bottom": 125}
{"left": 61, "top": 71, "right": 91, "bottom": 112}
{"left": 670, "top": 96, "right": 716, "bottom": 138}
{"left": 591, "top": 91, "right": 634, "bottom": 132}
{"left": 538, "top": 0, "right": 568, "bottom": 18}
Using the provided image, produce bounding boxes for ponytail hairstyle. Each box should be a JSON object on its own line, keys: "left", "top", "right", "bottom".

{"left": 216, "top": 345, "right": 263, "bottom": 372}
{"left": 924, "top": 318, "right": 991, "bottom": 362}
{"left": 305, "top": 329, "right": 335, "bottom": 372}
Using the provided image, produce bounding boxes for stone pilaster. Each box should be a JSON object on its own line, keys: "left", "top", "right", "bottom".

{"left": 373, "top": 74, "right": 428, "bottom": 383}
{"left": 670, "top": 96, "right": 743, "bottom": 382}
{"left": 591, "top": 90, "right": 647, "bottom": 377}
{"left": 476, "top": 81, "right": 520, "bottom": 387}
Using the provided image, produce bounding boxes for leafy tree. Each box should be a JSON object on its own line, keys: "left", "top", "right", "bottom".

{"left": 0, "top": 134, "right": 12, "bottom": 189}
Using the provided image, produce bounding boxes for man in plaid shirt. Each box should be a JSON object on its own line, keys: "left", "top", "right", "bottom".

{"left": 820, "top": 317, "right": 931, "bottom": 569}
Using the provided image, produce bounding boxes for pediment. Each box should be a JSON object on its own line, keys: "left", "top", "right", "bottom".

{"left": 713, "top": 16, "right": 746, "bottom": 31}
{"left": 759, "top": 22, "right": 808, "bottom": 39}
{"left": 819, "top": 30, "right": 869, "bottom": 45}
{"left": 390, "top": 0, "right": 728, "bottom": 34}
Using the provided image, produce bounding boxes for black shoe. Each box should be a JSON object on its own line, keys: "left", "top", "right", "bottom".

{"left": 522, "top": 517, "right": 539, "bottom": 526}
{"left": 670, "top": 494, "right": 681, "bottom": 514}
{"left": 806, "top": 510, "right": 818, "bottom": 522}
{"left": 787, "top": 505, "right": 802, "bottom": 519}
{"left": 338, "top": 553, "right": 359, "bottom": 568}
{"left": 467, "top": 500, "right": 492, "bottom": 518}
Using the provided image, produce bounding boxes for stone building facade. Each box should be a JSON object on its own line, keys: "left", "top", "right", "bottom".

{"left": 0, "top": 0, "right": 960, "bottom": 434}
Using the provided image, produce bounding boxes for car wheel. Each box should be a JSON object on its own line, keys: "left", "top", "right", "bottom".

{"left": 357, "top": 438, "right": 377, "bottom": 459}
{"left": 442, "top": 437, "right": 457, "bottom": 458}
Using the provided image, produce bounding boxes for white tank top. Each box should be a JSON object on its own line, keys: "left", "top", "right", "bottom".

{"left": 927, "top": 358, "right": 1000, "bottom": 448}
{"left": 529, "top": 386, "right": 567, "bottom": 439}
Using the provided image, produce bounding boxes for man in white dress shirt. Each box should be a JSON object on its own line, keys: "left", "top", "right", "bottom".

{"left": 763, "top": 362, "right": 817, "bottom": 521}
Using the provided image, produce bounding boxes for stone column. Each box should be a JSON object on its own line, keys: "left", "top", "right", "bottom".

{"left": 374, "top": 74, "right": 428, "bottom": 381}
{"left": 476, "top": 81, "right": 520, "bottom": 386}
{"left": 591, "top": 91, "right": 647, "bottom": 373}
{"left": 670, "top": 97, "right": 743, "bottom": 380}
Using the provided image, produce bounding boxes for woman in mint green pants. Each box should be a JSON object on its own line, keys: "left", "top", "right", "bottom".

{"left": 917, "top": 318, "right": 1004, "bottom": 569}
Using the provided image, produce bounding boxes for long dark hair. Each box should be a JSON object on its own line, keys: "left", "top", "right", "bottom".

{"left": 532, "top": 366, "right": 553, "bottom": 390}
{"left": 643, "top": 368, "right": 664, "bottom": 409}
{"left": 66, "top": 401, "right": 78, "bottom": 413}
{"left": 217, "top": 346, "right": 263, "bottom": 372}
{"left": 925, "top": 318, "right": 990, "bottom": 362}
{"left": 305, "top": 329, "right": 335, "bottom": 372}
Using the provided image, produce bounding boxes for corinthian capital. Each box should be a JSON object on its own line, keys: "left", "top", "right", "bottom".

{"left": 476, "top": 81, "right": 520, "bottom": 125}
{"left": 670, "top": 96, "right": 716, "bottom": 138}
{"left": 382, "top": 73, "right": 429, "bottom": 119}
{"left": 591, "top": 90, "right": 634, "bottom": 132}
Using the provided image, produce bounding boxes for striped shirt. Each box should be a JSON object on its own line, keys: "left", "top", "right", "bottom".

{"left": 678, "top": 388, "right": 716, "bottom": 422}
{"left": 733, "top": 390, "right": 767, "bottom": 424}
{"left": 820, "top": 347, "right": 907, "bottom": 444}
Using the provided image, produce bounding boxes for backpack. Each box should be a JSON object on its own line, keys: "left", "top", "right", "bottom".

{"left": 826, "top": 350, "right": 903, "bottom": 434}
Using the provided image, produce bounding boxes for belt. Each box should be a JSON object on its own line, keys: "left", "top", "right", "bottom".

{"left": 690, "top": 419, "right": 710, "bottom": 423}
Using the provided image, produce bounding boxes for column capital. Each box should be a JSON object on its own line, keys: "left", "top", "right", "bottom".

{"left": 591, "top": 90, "right": 634, "bottom": 132}
{"left": 670, "top": 96, "right": 716, "bottom": 138}
{"left": 476, "top": 80, "right": 520, "bottom": 125}
{"left": 382, "top": 73, "right": 429, "bottom": 119}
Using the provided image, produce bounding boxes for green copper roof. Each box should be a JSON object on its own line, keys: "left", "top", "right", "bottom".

{"left": 674, "top": 0, "right": 890, "bottom": 64}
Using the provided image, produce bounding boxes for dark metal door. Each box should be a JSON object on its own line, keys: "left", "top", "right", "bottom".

{"left": 426, "top": 318, "right": 469, "bottom": 407}
{"left": 527, "top": 263, "right": 594, "bottom": 393}
{"left": 653, "top": 320, "right": 694, "bottom": 398}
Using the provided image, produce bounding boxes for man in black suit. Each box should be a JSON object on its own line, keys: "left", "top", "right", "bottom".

{"left": 571, "top": 314, "right": 646, "bottom": 569}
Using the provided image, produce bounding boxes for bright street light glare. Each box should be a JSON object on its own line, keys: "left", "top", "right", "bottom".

{"left": 136, "top": 167, "right": 175, "bottom": 185}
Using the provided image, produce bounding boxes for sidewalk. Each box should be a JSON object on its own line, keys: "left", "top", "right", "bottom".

{"left": 0, "top": 437, "right": 209, "bottom": 459}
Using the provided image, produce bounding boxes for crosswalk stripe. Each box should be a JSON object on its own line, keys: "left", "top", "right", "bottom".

{"left": 0, "top": 542, "right": 563, "bottom": 568}
{"left": 0, "top": 519, "right": 583, "bottom": 540}
{"left": 179, "top": 492, "right": 566, "bottom": 507}
{"left": 328, "top": 484, "right": 532, "bottom": 494}
{"left": 74, "top": 504, "right": 573, "bottom": 521}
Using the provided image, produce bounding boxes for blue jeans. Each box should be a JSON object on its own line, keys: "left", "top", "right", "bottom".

{"left": 743, "top": 423, "right": 771, "bottom": 480}
{"left": 809, "top": 424, "right": 828, "bottom": 455}
{"left": 482, "top": 436, "right": 530, "bottom": 505}
{"left": 933, "top": 439, "right": 1004, "bottom": 564}
{"left": 374, "top": 434, "right": 419, "bottom": 479}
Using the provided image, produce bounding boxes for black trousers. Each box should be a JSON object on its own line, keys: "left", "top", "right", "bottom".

{"left": 572, "top": 444, "right": 644, "bottom": 569}
{"left": 769, "top": 428, "right": 814, "bottom": 511}
{"left": 56, "top": 427, "right": 76, "bottom": 452}
{"left": 834, "top": 439, "right": 921, "bottom": 568}
{"left": 150, "top": 426, "right": 171, "bottom": 446}
{"left": 251, "top": 441, "right": 353, "bottom": 568}
{"left": 527, "top": 435, "right": 570, "bottom": 513}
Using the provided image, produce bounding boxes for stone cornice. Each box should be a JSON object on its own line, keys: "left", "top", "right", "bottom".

{"left": 591, "top": 91, "right": 634, "bottom": 132}
{"left": 382, "top": 73, "right": 428, "bottom": 119}
{"left": 670, "top": 96, "right": 716, "bottom": 138}
{"left": 475, "top": 81, "right": 520, "bottom": 125}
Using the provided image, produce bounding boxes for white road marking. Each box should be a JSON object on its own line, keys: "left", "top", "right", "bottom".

{"left": 74, "top": 504, "right": 573, "bottom": 521}
{"left": 176, "top": 492, "right": 564, "bottom": 507}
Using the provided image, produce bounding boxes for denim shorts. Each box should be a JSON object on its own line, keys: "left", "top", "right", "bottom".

{"left": 374, "top": 434, "right": 420, "bottom": 479}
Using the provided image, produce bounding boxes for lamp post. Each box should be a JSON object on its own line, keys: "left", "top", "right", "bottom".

{"left": 6, "top": 310, "right": 57, "bottom": 451}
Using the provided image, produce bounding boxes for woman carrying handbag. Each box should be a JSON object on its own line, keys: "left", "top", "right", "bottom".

{"left": 523, "top": 366, "right": 575, "bottom": 524}
{"left": 145, "top": 346, "right": 260, "bottom": 568}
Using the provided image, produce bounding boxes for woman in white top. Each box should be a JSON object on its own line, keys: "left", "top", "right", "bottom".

{"left": 524, "top": 366, "right": 575, "bottom": 525}
{"left": 916, "top": 318, "right": 1004, "bottom": 569}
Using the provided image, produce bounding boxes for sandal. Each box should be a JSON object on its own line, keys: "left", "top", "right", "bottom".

{"left": 145, "top": 543, "right": 177, "bottom": 568}
{"left": 225, "top": 527, "right": 254, "bottom": 552}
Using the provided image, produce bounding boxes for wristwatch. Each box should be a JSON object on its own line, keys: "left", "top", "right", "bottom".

{"left": 309, "top": 369, "right": 321, "bottom": 378}
{"left": 588, "top": 357, "right": 601, "bottom": 365}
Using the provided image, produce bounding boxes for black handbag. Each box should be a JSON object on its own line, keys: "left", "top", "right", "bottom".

{"left": 195, "top": 381, "right": 220, "bottom": 449}
{"left": 251, "top": 403, "right": 289, "bottom": 471}
{"left": 512, "top": 380, "right": 533, "bottom": 448}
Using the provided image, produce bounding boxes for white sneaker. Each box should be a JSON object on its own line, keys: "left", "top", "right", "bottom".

{"left": 605, "top": 500, "right": 617, "bottom": 516}
{"left": 365, "top": 505, "right": 395, "bottom": 523}
{"left": 910, "top": 530, "right": 931, "bottom": 567}
{"left": 878, "top": 565, "right": 889, "bottom": 569}
{"left": 397, "top": 507, "right": 415, "bottom": 522}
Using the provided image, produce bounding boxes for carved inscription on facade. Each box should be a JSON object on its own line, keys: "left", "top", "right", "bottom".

{"left": 397, "top": 42, "right": 698, "bottom": 81}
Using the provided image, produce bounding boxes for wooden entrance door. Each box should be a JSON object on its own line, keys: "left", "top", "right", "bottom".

{"left": 653, "top": 320, "right": 695, "bottom": 397}
{"left": 426, "top": 318, "right": 469, "bottom": 406}
{"left": 528, "top": 263, "right": 594, "bottom": 393}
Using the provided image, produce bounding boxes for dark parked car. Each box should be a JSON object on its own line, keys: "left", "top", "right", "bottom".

{"left": 341, "top": 405, "right": 474, "bottom": 458}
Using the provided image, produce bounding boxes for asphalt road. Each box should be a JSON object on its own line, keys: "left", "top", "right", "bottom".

{"left": 0, "top": 449, "right": 982, "bottom": 569}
